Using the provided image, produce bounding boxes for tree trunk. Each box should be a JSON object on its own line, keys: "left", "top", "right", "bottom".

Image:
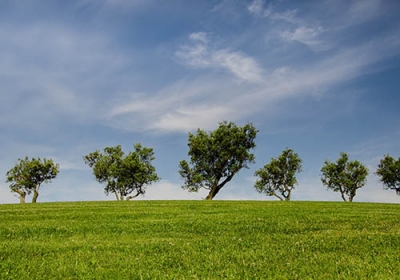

{"left": 284, "top": 190, "right": 291, "bottom": 201}
{"left": 205, "top": 173, "right": 235, "bottom": 200}
{"left": 12, "top": 189, "right": 26, "bottom": 203}
{"left": 19, "top": 192, "right": 26, "bottom": 204}
{"left": 349, "top": 195, "right": 354, "bottom": 202}
{"left": 272, "top": 193, "right": 284, "bottom": 201}
{"left": 14, "top": 189, "right": 27, "bottom": 204}
{"left": 206, "top": 185, "right": 220, "bottom": 200}
{"left": 32, "top": 189, "right": 39, "bottom": 203}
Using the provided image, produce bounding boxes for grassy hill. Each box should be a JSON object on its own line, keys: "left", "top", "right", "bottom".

{"left": 0, "top": 201, "right": 399, "bottom": 279}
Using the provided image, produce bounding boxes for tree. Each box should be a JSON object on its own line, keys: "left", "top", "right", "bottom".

{"left": 179, "top": 121, "right": 258, "bottom": 200}
{"left": 254, "top": 148, "right": 302, "bottom": 201}
{"left": 376, "top": 154, "right": 400, "bottom": 195}
{"left": 320, "top": 152, "right": 368, "bottom": 202}
{"left": 6, "top": 157, "right": 59, "bottom": 203}
{"left": 84, "top": 143, "right": 160, "bottom": 201}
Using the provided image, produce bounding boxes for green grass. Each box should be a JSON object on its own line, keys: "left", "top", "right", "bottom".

{"left": 0, "top": 201, "right": 399, "bottom": 279}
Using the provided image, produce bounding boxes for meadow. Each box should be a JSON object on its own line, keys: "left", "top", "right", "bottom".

{"left": 0, "top": 201, "right": 399, "bottom": 279}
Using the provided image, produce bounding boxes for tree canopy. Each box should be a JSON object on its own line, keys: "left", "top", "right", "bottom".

{"left": 376, "top": 154, "right": 400, "bottom": 195}
{"left": 179, "top": 121, "right": 258, "bottom": 200}
{"left": 320, "top": 152, "right": 368, "bottom": 202}
{"left": 84, "top": 143, "right": 160, "bottom": 201}
{"left": 254, "top": 148, "right": 302, "bottom": 201}
{"left": 6, "top": 157, "right": 59, "bottom": 203}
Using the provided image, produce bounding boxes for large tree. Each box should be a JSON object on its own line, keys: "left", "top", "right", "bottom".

{"left": 376, "top": 154, "right": 400, "bottom": 195}
{"left": 6, "top": 157, "right": 59, "bottom": 203}
{"left": 254, "top": 148, "right": 302, "bottom": 201}
{"left": 179, "top": 121, "right": 258, "bottom": 200}
{"left": 84, "top": 143, "right": 160, "bottom": 201}
{"left": 320, "top": 152, "right": 368, "bottom": 202}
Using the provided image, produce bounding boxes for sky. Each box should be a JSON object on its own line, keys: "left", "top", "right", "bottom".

{"left": 1, "top": 0, "right": 400, "bottom": 204}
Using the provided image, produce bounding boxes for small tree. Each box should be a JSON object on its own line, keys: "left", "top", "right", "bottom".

{"left": 320, "top": 152, "right": 368, "bottom": 202}
{"left": 84, "top": 143, "right": 160, "bottom": 201}
{"left": 254, "top": 148, "right": 302, "bottom": 201}
{"left": 179, "top": 121, "right": 258, "bottom": 200}
{"left": 376, "top": 154, "right": 400, "bottom": 195}
{"left": 6, "top": 157, "right": 59, "bottom": 203}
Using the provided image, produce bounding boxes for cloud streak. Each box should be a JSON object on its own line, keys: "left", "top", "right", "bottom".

{"left": 176, "top": 32, "right": 263, "bottom": 82}
{"left": 108, "top": 30, "right": 400, "bottom": 134}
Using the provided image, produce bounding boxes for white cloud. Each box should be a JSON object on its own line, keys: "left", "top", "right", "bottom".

{"left": 176, "top": 43, "right": 210, "bottom": 68}
{"left": 247, "top": 0, "right": 264, "bottom": 17}
{"left": 280, "top": 26, "right": 329, "bottom": 51}
{"left": 151, "top": 105, "right": 233, "bottom": 133}
{"left": 189, "top": 32, "right": 209, "bottom": 44}
{"left": 107, "top": 75, "right": 249, "bottom": 133}
{"left": 212, "top": 50, "right": 263, "bottom": 82}
{"left": 108, "top": 31, "right": 400, "bottom": 134}
{"left": 247, "top": 3, "right": 329, "bottom": 51}
{"left": 247, "top": 0, "right": 300, "bottom": 23}
{"left": 176, "top": 32, "right": 263, "bottom": 82}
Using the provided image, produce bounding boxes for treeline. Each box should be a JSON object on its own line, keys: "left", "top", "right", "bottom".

{"left": 5, "top": 121, "right": 400, "bottom": 203}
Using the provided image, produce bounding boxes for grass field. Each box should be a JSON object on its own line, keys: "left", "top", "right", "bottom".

{"left": 0, "top": 201, "right": 399, "bottom": 279}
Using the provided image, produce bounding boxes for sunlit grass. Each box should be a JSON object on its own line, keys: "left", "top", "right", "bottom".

{"left": 0, "top": 201, "right": 399, "bottom": 279}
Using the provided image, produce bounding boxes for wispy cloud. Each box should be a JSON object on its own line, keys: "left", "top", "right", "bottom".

{"left": 247, "top": 0, "right": 265, "bottom": 17}
{"left": 248, "top": 1, "right": 328, "bottom": 50}
{"left": 107, "top": 75, "right": 247, "bottom": 133}
{"left": 279, "top": 26, "right": 329, "bottom": 51}
{"left": 247, "top": 0, "right": 298, "bottom": 23}
{"left": 176, "top": 32, "right": 263, "bottom": 82}
{"left": 108, "top": 30, "right": 400, "bottom": 134}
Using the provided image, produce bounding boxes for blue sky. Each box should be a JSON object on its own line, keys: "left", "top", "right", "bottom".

{"left": 1, "top": 0, "right": 400, "bottom": 203}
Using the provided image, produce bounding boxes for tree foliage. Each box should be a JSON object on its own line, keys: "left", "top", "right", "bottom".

{"left": 6, "top": 157, "right": 59, "bottom": 203}
{"left": 179, "top": 121, "right": 258, "bottom": 200}
{"left": 320, "top": 153, "right": 368, "bottom": 202}
{"left": 254, "top": 148, "right": 302, "bottom": 201}
{"left": 376, "top": 154, "right": 400, "bottom": 195}
{"left": 84, "top": 143, "right": 160, "bottom": 201}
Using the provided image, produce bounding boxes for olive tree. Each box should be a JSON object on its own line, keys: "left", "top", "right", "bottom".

{"left": 254, "top": 148, "right": 302, "bottom": 201}
{"left": 376, "top": 154, "right": 400, "bottom": 195}
{"left": 6, "top": 157, "right": 59, "bottom": 203}
{"left": 179, "top": 121, "right": 258, "bottom": 200}
{"left": 84, "top": 143, "right": 160, "bottom": 201}
{"left": 321, "top": 152, "right": 368, "bottom": 202}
